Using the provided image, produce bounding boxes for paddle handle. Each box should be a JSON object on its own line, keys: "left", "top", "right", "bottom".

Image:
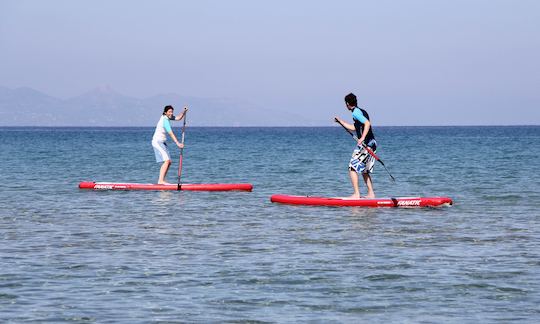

{"left": 334, "top": 118, "right": 355, "bottom": 138}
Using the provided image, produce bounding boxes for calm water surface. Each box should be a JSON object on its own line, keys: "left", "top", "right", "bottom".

{"left": 1, "top": 126, "right": 539, "bottom": 322}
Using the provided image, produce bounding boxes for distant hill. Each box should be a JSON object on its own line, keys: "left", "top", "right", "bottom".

{"left": 0, "top": 86, "right": 302, "bottom": 126}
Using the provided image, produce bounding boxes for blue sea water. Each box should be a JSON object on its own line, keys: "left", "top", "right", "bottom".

{"left": 1, "top": 126, "right": 539, "bottom": 322}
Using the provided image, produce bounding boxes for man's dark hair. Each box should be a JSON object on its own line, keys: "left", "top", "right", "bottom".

{"left": 344, "top": 93, "right": 357, "bottom": 107}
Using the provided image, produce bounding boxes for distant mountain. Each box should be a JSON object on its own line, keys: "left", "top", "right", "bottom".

{"left": 0, "top": 86, "right": 301, "bottom": 126}
{"left": 0, "top": 87, "right": 65, "bottom": 125}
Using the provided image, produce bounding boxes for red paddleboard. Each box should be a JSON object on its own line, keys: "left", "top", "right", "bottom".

{"left": 79, "top": 181, "right": 253, "bottom": 191}
{"left": 270, "top": 194, "right": 452, "bottom": 208}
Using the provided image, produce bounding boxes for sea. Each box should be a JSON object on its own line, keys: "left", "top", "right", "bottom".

{"left": 1, "top": 126, "right": 539, "bottom": 323}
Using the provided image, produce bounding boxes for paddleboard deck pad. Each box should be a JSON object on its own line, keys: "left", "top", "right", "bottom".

{"left": 270, "top": 194, "right": 452, "bottom": 208}
{"left": 79, "top": 181, "right": 253, "bottom": 191}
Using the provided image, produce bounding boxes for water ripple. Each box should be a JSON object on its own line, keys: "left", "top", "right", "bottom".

{"left": 1, "top": 126, "right": 539, "bottom": 322}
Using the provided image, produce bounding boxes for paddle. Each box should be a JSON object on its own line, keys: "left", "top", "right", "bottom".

{"left": 334, "top": 118, "right": 396, "bottom": 182}
{"left": 177, "top": 109, "right": 187, "bottom": 190}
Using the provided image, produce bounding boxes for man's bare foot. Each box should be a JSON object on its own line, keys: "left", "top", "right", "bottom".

{"left": 158, "top": 181, "right": 172, "bottom": 185}
{"left": 365, "top": 194, "right": 375, "bottom": 199}
{"left": 342, "top": 194, "right": 361, "bottom": 200}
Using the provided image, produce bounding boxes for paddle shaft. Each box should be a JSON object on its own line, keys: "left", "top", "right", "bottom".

{"left": 177, "top": 111, "right": 187, "bottom": 189}
{"left": 334, "top": 118, "right": 396, "bottom": 182}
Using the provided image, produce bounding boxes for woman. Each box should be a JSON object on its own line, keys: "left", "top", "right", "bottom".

{"left": 152, "top": 105, "right": 188, "bottom": 184}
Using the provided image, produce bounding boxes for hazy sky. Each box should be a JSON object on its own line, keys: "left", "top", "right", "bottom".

{"left": 1, "top": 0, "right": 539, "bottom": 125}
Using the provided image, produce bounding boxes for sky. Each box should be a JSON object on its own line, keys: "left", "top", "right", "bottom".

{"left": 1, "top": 0, "right": 539, "bottom": 125}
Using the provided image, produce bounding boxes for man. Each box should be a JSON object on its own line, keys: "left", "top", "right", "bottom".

{"left": 335, "top": 93, "right": 377, "bottom": 198}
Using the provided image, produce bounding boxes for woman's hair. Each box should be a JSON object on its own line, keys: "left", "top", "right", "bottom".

{"left": 344, "top": 93, "right": 357, "bottom": 107}
{"left": 162, "top": 105, "right": 174, "bottom": 115}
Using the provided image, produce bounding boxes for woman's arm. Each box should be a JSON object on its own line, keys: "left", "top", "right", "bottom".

{"left": 168, "top": 131, "right": 184, "bottom": 148}
{"left": 175, "top": 107, "right": 188, "bottom": 121}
